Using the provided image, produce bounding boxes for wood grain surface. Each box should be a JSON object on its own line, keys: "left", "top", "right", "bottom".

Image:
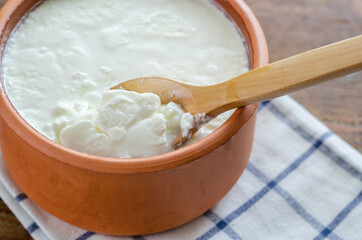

{"left": 0, "top": 0, "right": 361, "bottom": 239}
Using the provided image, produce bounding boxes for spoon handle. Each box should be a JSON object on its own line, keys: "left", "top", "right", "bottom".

{"left": 202, "top": 35, "right": 362, "bottom": 116}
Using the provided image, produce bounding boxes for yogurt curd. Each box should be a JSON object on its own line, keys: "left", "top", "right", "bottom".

{"left": 3, "top": 0, "right": 249, "bottom": 158}
{"left": 59, "top": 90, "right": 194, "bottom": 158}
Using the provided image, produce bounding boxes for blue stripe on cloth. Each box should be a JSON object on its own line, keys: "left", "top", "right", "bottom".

{"left": 272, "top": 132, "right": 332, "bottom": 184}
{"left": 258, "top": 100, "right": 271, "bottom": 112}
{"left": 318, "top": 144, "right": 362, "bottom": 182}
{"left": 204, "top": 210, "right": 243, "bottom": 240}
{"left": 313, "top": 190, "right": 362, "bottom": 240}
{"left": 267, "top": 103, "right": 362, "bottom": 182}
{"left": 267, "top": 103, "right": 315, "bottom": 142}
{"left": 26, "top": 222, "right": 39, "bottom": 234}
{"left": 15, "top": 193, "right": 28, "bottom": 202}
{"left": 246, "top": 163, "right": 343, "bottom": 240}
{"left": 75, "top": 231, "right": 96, "bottom": 240}
{"left": 197, "top": 132, "right": 332, "bottom": 240}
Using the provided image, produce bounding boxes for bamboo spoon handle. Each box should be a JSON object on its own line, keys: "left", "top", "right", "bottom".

{"left": 197, "top": 35, "right": 362, "bottom": 117}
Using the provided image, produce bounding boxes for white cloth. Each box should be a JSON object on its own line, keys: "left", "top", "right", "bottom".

{"left": 0, "top": 96, "right": 361, "bottom": 240}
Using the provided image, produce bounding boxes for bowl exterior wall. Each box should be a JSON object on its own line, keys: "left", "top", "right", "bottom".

{"left": 0, "top": 113, "right": 256, "bottom": 235}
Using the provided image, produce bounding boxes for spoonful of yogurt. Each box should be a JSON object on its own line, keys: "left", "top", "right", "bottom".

{"left": 112, "top": 35, "right": 362, "bottom": 147}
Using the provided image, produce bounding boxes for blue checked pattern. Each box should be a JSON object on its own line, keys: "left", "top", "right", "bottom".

{"left": 0, "top": 96, "right": 361, "bottom": 240}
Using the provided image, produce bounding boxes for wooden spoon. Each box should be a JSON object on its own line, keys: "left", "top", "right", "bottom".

{"left": 112, "top": 35, "right": 362, "bottom": 147}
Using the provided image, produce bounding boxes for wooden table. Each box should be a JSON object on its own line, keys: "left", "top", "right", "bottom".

{"left": 0, "top": 0, "right": 361, "bottom": 239}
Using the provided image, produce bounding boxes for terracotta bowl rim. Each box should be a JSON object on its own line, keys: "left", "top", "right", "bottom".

{"left": 0, "top": 0, "right": 268, "bottom": 174}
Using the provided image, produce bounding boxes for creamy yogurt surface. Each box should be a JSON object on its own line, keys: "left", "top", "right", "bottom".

{"left": 3, "top": 0, "right": 249, "bottom": 158}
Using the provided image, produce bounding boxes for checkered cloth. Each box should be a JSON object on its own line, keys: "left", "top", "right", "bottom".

{"left": 0, "top": 96, "right": 361, "bottom": 240}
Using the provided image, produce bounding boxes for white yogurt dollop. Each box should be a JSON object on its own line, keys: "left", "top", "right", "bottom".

{"left": 3, "top": 0, "right": 249, "bottom": 158}
{"left": 59, "top": 90, "right": 194, "bottom": 158}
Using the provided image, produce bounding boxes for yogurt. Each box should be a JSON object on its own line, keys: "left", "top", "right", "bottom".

{"left": 59, "top": 90, "right": 194, "bottom": 158}
{"left": 3, "top": 0, "right": 249, "bottom": 158}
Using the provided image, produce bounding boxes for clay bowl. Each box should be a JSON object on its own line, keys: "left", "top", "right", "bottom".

{"left": 0, "top": 0, "right": 268, "bottom": 236}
